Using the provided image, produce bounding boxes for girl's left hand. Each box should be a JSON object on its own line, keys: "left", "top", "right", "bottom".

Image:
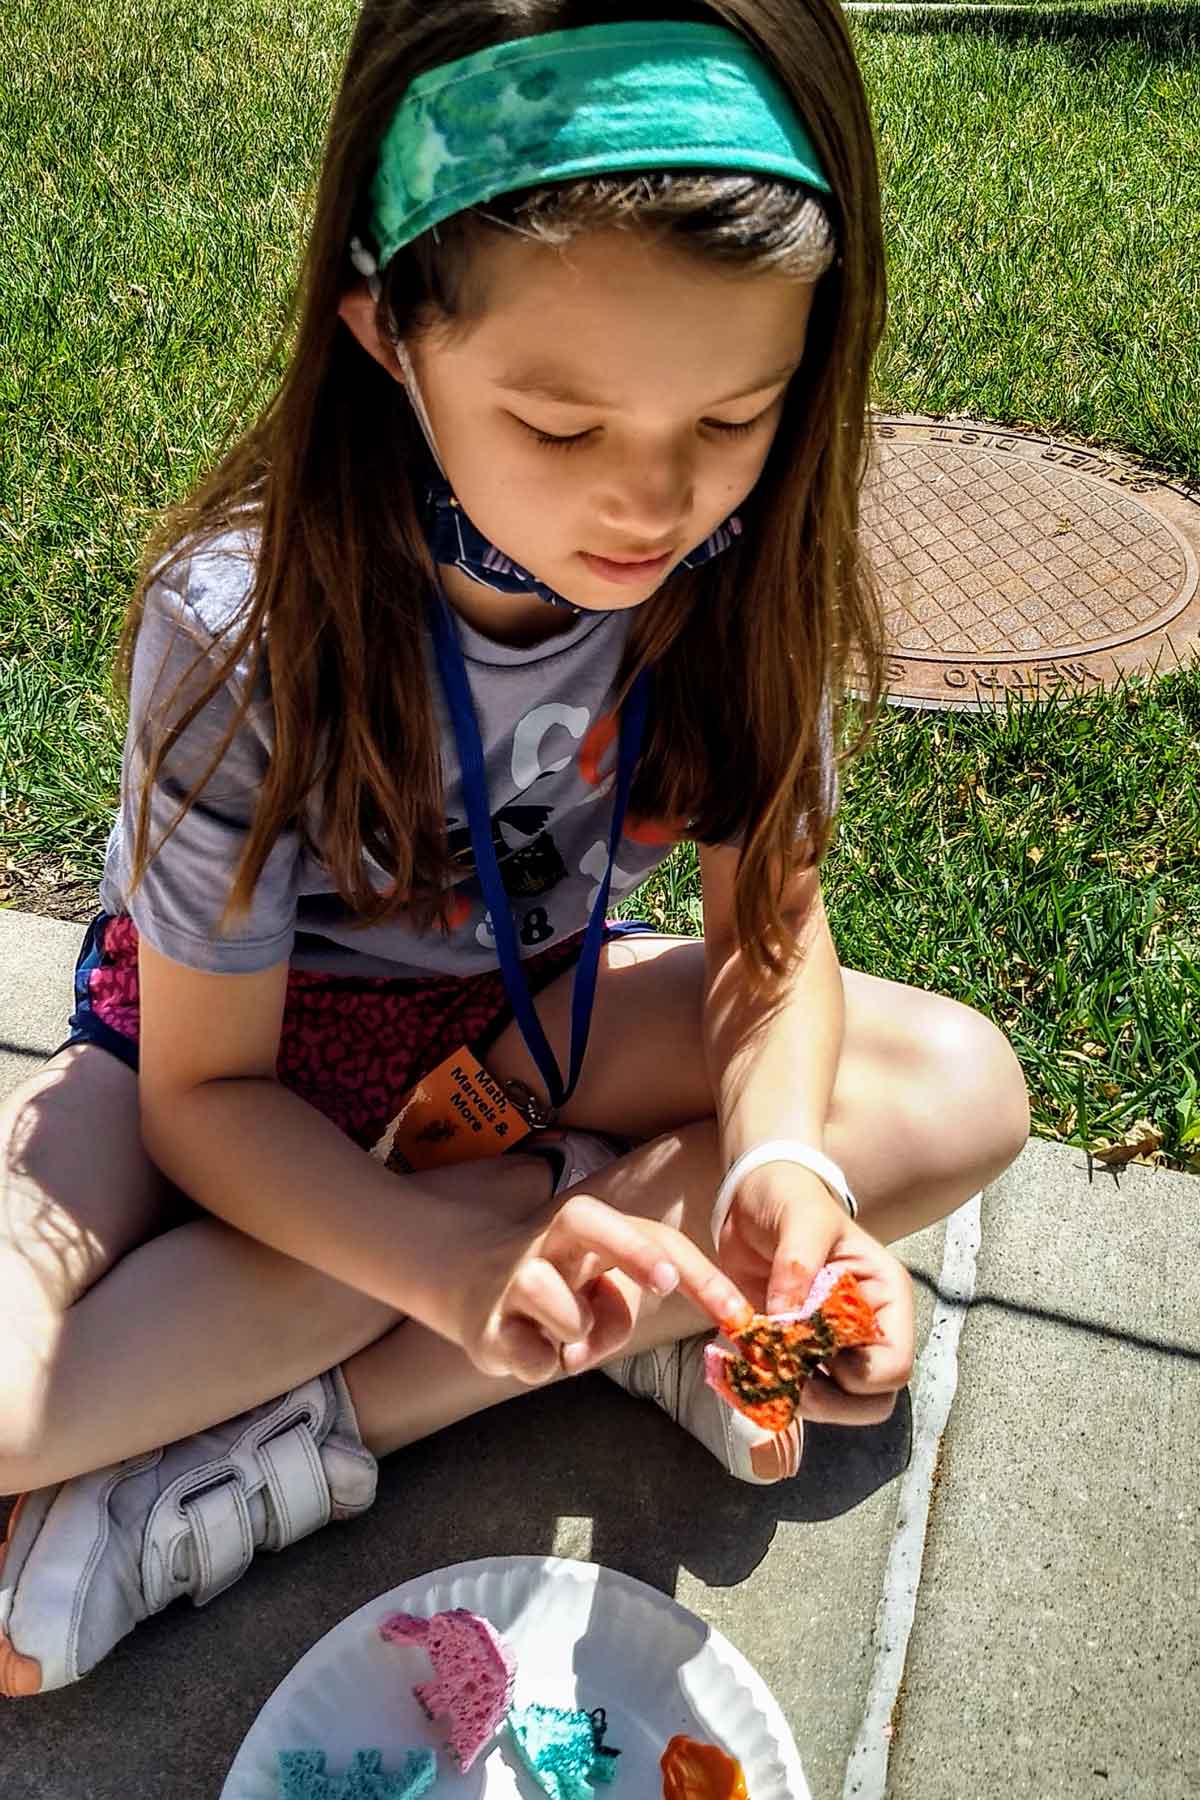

{"left": 717, "top": 1165, "right": 916, "bottom": 1428}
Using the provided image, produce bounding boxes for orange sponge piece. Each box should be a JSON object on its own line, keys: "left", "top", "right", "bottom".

{"left": 661, "top": 1734, "right": 749, "bottom": 1798}
{"left": 704, "top": 1267, "right": 883, "bottom": 1433}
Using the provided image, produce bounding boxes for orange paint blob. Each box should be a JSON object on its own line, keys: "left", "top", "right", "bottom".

{"left": 578, "top": 710, "right": 685, "bottom": 844}
{"left": 441, "top": 891, "right": 473, "bottom": 931}
{"left": 578, "top": 713, "right": 618, "bottom": 788}
{"left": 623, "top": 812, "right": 684, "bottom": 845}
{"left": 661, "top": 1734, "right": 749, "bottom": 1799}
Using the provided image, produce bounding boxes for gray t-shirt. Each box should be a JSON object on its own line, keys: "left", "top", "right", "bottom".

{"left": 103, "top": 525, "right": 841, "bottom": 979}
{"left": 99, "top": 526, "right": 836, "bottom": 978}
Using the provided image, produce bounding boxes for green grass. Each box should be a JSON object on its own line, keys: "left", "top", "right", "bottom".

{"left": 1, "top": 0, "right": 1198, "bottom": 1165}
{"left": 856, "top": 7, "right": 1200, "bottom": 475}
{"left": 620, "top": 673, "right": 1200, "bottom": 1168}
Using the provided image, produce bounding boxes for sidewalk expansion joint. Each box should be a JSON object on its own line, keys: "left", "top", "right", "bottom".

{"left": 840, "top": 1192, "right": 982, "bottom": 1800}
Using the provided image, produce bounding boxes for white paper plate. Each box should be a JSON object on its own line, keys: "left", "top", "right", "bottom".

{"left": 220, "top": 1555, "right": 810, "bottom": 1799}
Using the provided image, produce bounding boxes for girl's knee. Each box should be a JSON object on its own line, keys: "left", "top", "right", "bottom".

{"left": 0, "top": 1395, "right": 73, "bottom": 1494}
{"left": 0, "top": 1051, "right": 168, "bottom": 1313}
{"left": 919, "top": 1000, "right": 1030, "bottom": 1165}
{"left": 1, "top": 1090, "right": 73, "bottom": 1463}
{"left": 2, "top": 1098, "right": 94, "bottom": 1321}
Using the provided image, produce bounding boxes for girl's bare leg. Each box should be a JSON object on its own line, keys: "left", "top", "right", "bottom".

{"left": 0, "top": 1095, "right": 712, "bottom": 1489}
{"left": 0, "top": 1045, "right": 547, "bottom": 1490}
{"left": 485, "top": 934, "right": 1030, "bottom": 1251}
{"left": 1, "top": 942, "right": 1027, "bottom": 1494}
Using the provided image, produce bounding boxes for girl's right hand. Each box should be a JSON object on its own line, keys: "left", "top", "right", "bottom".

{"left": 458, "top": 1191, "right": 753, "bottom": 1386}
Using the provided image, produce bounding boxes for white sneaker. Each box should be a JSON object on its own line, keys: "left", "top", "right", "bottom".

{"left": 605, "top": 1334, "right": 803, "bottom": 1486}
{"left": 531, "top": 1134, "right": 803, "bottom": 1483}
{"left": 518, "top": 1126, "right": 631, "bottom": 1196}
{"left": 0, "top": 1367, "right": 375, "bottom": 1695}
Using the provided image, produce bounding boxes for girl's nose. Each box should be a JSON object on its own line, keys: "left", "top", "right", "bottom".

{"left": 595, "top": 445, "right": 694, "bottom": 544}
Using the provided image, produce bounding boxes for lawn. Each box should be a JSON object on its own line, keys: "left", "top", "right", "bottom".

{"left": 858, "top": 2, "right": 1200, "bottom": 473}
{"left": 1, "top": 0, "right": 1197, "bottom": 1165}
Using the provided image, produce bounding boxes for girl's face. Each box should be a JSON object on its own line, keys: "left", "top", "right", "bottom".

{"left": 346, "top": 225, "right": 815, "bottom": 617}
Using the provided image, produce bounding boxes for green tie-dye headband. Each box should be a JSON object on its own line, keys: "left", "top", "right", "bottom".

{"left": 362, "top": 19, "right": 832, "bottom": 271}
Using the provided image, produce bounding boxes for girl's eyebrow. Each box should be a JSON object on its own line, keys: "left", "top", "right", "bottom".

{"left": 494, "top": 358, "right": 802, "bottom": 409}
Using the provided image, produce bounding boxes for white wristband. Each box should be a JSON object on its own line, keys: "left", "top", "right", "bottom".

{"left": 711, "top": 1139, "right": 858, "bottom": 1249}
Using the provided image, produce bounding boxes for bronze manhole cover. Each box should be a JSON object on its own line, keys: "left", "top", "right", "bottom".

{"left": 861, "top": 415, "right": 1200, "bottom": 709}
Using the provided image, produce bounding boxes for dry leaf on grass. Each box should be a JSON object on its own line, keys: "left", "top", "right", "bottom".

{"left": 1091, "top": 1119, "right": 1164, "bottom": 1166}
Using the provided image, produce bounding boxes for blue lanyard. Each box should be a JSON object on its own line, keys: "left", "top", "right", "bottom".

{"left": 428, "top": 594, "right": 651, "bottom": 1115}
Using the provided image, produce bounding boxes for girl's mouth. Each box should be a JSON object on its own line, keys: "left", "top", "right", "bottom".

{"left": 578, "top": 549, "right": 675, "bottom": 585}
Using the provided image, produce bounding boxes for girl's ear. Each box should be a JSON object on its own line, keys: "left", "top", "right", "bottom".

{"left": 337, "top": 283, "right": 405, "bottom": 384}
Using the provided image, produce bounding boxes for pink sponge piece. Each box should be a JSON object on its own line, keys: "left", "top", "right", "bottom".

{"left": 776, "top": 1262, "right": 841, "bottom": 1322}
{"left": 379, "top": 1608, "right": 517, "bottom": 1772}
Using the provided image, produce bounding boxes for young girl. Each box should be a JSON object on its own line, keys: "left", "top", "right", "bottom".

{"left": 0, "top": 0, "right": 1029, "bottom": 1696}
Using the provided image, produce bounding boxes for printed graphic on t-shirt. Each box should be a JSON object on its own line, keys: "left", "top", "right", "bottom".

{"left": 578, "top": 709, "right": 683, "bottom": 846}
{"left": 103, "top": 544, "right": 701, "bottom": 979}
{"left": 444, "top": 694, "right": 685, "bottom": 954}
{"left": 449, "top": 697, "right": 598, "bottom": 950}
{"left": 475, "top": 900, "right": 559, "bottom": 952}
{"left": 445, "top": 798, "right": 568, "bottom": 900}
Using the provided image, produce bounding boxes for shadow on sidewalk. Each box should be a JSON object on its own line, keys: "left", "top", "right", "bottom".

{"left": 0, "top": 1375, "right": 912, "bottom": 1797}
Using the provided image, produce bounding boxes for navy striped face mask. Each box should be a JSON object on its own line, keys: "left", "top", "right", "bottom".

{"left": 421, "top": 465, "right": 745, "bottom": 615}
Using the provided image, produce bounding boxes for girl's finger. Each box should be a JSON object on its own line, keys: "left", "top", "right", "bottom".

{"left": 761, "top": 1229, "right": 916, "bottom": 1393}
{"left": 508, "top": 1255, "right": 595, "bottom": 1346}
{"left": 569, "top": 1248, "right": 607, "bottom": 1293}
{"left": 560, "top": 1273, "right": 636, "bottom": 1374}
{"left": 830, "top": 1340, "right": 914, "bottom": 1394}
{"left": 818, "top": 1251, "right": 916, "bottom": 1393}
{"left": 799, "top": 1367, "right": 901, "bottom": 1428}
{"left": 765, "top": 1201, "right": 847, "bottom": 1314}
{"left": 546, "top": 1195, "right": 752, "bottom": 1332}
{"left": 491, "top": 1314, "right": 561, "bottom": 1387}
{"left": 543, "top": 1195, "right": 670, "bottom": 1292}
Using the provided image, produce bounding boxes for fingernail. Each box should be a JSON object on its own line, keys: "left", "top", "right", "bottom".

{"left": 650, "top": 1260, "right": 680, "bottom": 1296}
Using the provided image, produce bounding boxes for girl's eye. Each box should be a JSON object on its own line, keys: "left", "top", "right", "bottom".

{"left": 516, "top": 403, "right": 776, "bottom": 451}
{"left": 703, "top": 407, "right": 774, "bottom": 440}
{"left": 518, "top": 419, "right": 595, "bottom": 452}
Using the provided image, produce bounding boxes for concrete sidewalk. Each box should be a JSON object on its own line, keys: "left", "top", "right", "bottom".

{"left": 0, "top": 908, "right": 1196, "bottom": 1798}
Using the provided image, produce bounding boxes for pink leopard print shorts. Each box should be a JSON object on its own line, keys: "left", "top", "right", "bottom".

{"left": 59, "top": 911, "right": 601, "bottom": 1150}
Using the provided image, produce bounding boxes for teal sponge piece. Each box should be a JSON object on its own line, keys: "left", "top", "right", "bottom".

{"left": 508, "top": 1705, "right": 621, "bottom": 1799}
{"left": 276, "top": 1748, "right": 437, "bottom": 1799}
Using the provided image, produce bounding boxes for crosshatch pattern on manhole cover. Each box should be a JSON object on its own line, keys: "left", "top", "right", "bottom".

{"left": 859, "top": 416, "right": 1200, "bottom": 710}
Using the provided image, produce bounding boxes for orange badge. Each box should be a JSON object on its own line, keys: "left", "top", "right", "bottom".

{"left": 371, "top": 1046, "right": 533, "bottom": 1171}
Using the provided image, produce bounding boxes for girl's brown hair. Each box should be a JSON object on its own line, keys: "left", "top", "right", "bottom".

{"left": 117, "top": 0, "right": 887, "bottom": 985}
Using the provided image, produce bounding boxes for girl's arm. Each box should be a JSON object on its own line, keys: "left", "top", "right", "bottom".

{"left": 136, "top": 936, "right": 745, "bottom": 1375}
{"left": 699, "top": 842, "right": 849, "bottom": 1309}
{"left": 699, "top": 843, "right": 843, "bottom": 1159}
{"left": 699, "top": 843, "right": 919, "bottom": 1425}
